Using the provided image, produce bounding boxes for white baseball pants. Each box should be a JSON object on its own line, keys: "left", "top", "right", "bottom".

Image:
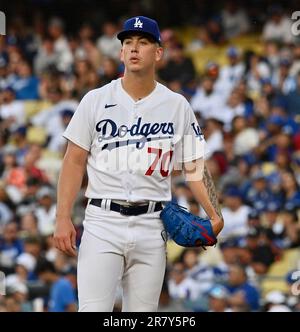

{"left": 77, "top": 201, "right": 167, "bottom": 312}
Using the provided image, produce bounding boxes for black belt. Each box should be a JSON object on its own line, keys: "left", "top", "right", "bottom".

{"left": 90, "top": 199, "right": 163, "bottom": 216}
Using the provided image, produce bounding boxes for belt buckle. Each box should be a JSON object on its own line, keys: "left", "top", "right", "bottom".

{"left": 119, "top": 205, "right": 130, "bottom": 216}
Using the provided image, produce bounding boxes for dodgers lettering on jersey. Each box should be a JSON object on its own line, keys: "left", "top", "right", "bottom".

{"left": 96, "top": 117, "right": 174, "bottom": 143}
{"left": 63, "top": 78, "right": 207, "bottom": 202}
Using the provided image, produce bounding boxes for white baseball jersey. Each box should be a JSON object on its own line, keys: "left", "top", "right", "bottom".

{"left": 63, "top": 78, "right": 207, "bottom": 202}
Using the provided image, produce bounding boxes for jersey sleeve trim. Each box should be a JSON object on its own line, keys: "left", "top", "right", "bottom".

{"left": 62, "top": 133, "right": 90, "bottom": 152}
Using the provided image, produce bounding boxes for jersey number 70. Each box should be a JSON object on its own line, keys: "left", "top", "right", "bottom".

{"left": 145, "top": 147, "right": 173, "bottom": 177}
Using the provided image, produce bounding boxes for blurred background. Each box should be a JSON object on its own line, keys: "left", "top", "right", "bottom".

{"left": 0, "top": 0, "right": 300, "bottom": 312}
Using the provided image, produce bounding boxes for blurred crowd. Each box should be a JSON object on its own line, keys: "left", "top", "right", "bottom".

{"left": 0, "top": 0, "right": 300, "bottom": 312}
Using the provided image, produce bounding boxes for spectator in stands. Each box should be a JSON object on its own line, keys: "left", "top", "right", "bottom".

{"left": 281, "top": 207, "right": 300, "bottom": 248}
{"left": 48, "top": 109, "right": 74, "bottom": 154}
{"left": 96, "top": 21, "right": 121, "bottom": 62}
{"left": 48, "top": 17, "right": 73, "bottom": 73}
{"left": 78, "top": 23, "right": 95, "bottom": 43}
{"left": 99, "top": 57, "right": 120, "bottom": 86}
{"left": 290, "top": 44, "right": 300, "bottom": 76}
{"left": 31, "top": 86, "right": 78, "bottom": 141}
{"left": 6, "top": 48, "right": 23, "bottom": 87}
{"left": 186, "top": 26, "right": 209, "bottom": 52}
{"left": 203, "top": 62, "right": 225, "bottom": 98}
{"left": 203, "top": 117, "right": 224, "bottom": 158}
{"left": 0, "top": 222, "right": 23, "bottom": 274}
{"left": 263, "top": 290, "right": 292, "bottom": 312}
{"left": 232, "top": 115, "right": 260, "bottom": 156}
{"left": 262, "top": 201, "right": 286, "bottom": 245}
{"left": 225, "top": 263, "right": 260, "bottom": 311}
{"left": 6, "top": 282, "right": 32, "bottom": 312}
{"left": 191, "top": 75, "right": 225, "bottom": 120}
{"left": 157, "top": 29, "right": 179, "bottom": 71}
{"left": 21, "top": 236, "right": 41, "bottom": 280}
{"left": 244, "top": 51, "right": 271, "bottom": 97}
{"left": 262, "top": 5, "right": 294, "bottom": 44}
{"left": 35, "top": 258, "right": 77, "bottom": 312}
{"left": 168, "top": 261, "right": 203, "bottom": 303}
{"left": 158, "top": 42, "right": 196, "bottom": 90}
{"left": 220, "top": 186, "right": 250, "bottom": 242}
{"left": 6, "top": 252, "right": 36, "bottom": 290}
{"left": 74, "top": 59, "right": 98, "bottom": 98}
{"left": 206, "top": 17, "right": 226, "bottom": 45}
{"left": 222, "top": 92, "right": 247, "bottom": 131}
{"left": 34, "top": 36, "right": 59, "bottom": 75}
{"left": 9, "top": 126, "right": 29, "bottom": 168}
{"left": 17, "top": 177, "right": 42, "bottom": 212}
{"left": 218, "top": 47, "right": 245, "bottom": 97}
{"left": 79, "top": 39, "right": 103, "bottom": 72}
{"left": 264, "top": 40, "right": 281, "bottom": 73}
{"left": 3, "top": 295, "right": 22, "bottom": 312}
{"left": 158, "top": 281, "right": 186, "bottom": 312}
{"left": 247, "top": 209, "right": 261, "bottom": 229}
{"left": 182, "top": 248, "right": 225, "bottom": 296}
{"left": 285, "top": 270, "right": 300, "bottom": 311}
{"left": 281, "top": 171, "right": 300, "bottom": 209}
{"left": 221, "top": 1, "right": 250, "bottom": 39}
{"left": 245, "top": 226, "right": 276, "bottom": 275}
{"left": 208, "top": 284, "right": 232, "bottom": 312}
{"left": 0, "top": 57, "right": 9, "bottom": 90}
{"left": 286, "top": 71, "right": 300, "bottom": 117}
{"left": 245, "top": 171, "right": 274, "bottom": 212}
{"left": 9, "top": 61, "right": 39, "bottom": 100}
{"left": 19, "top": 212, "right": 39, "bottom": 238}
{"left": 0, "top": 184, "right": 14, "bottom": 230}
{"left": 272, "top": 58, "right": 296, "bottom": 95}
{"left": 23, "top": 145, "right": 48, "bottom": 183}
{"left": 0, "top": 88, "right": 25, "bottom": 132}
{"left": 34, "top": 186, "right": 56, "bottom": 237}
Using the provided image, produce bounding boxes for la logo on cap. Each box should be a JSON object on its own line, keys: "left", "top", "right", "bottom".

{"left": 134, "top": 17, "right": 143, "bottom": 28}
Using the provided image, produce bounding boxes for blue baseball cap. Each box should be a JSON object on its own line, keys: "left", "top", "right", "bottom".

{"left": 266, "top": 201, "right": 281, "bottom": 212}
{"left": 224, "top": 186, "right": 241, "bottom": 198}
{"left": 267, "top": 115, "right": 285, "bottom": 127}
{"left": 208, "top": 285, "right": 229, "bottom": 299}
{"left": 117, "top": 16, "right": 161, "bottom": 45}
{"left": 227, "top": 46, "right": 240, "bottom": 57}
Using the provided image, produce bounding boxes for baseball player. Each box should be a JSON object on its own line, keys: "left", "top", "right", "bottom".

{"left": 54, "top": 16, "right": 223, "bottom": 312}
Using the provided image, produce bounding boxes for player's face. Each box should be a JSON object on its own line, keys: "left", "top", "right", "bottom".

{"left": 120, "top": 35, "right": 163, "bottom": 73}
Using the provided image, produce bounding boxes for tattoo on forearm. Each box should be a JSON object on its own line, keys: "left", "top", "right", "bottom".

{"left": 203, "top": 164, "right": 223, "bottom": 220}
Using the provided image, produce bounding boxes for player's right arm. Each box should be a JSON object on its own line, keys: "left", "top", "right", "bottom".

{"left": 54, "top": 141, "right": 89, "bottom": 257}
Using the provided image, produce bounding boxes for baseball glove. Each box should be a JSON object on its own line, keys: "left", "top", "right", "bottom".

{"left": 160, "top": 202, "right": 217, "bottom": 247}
